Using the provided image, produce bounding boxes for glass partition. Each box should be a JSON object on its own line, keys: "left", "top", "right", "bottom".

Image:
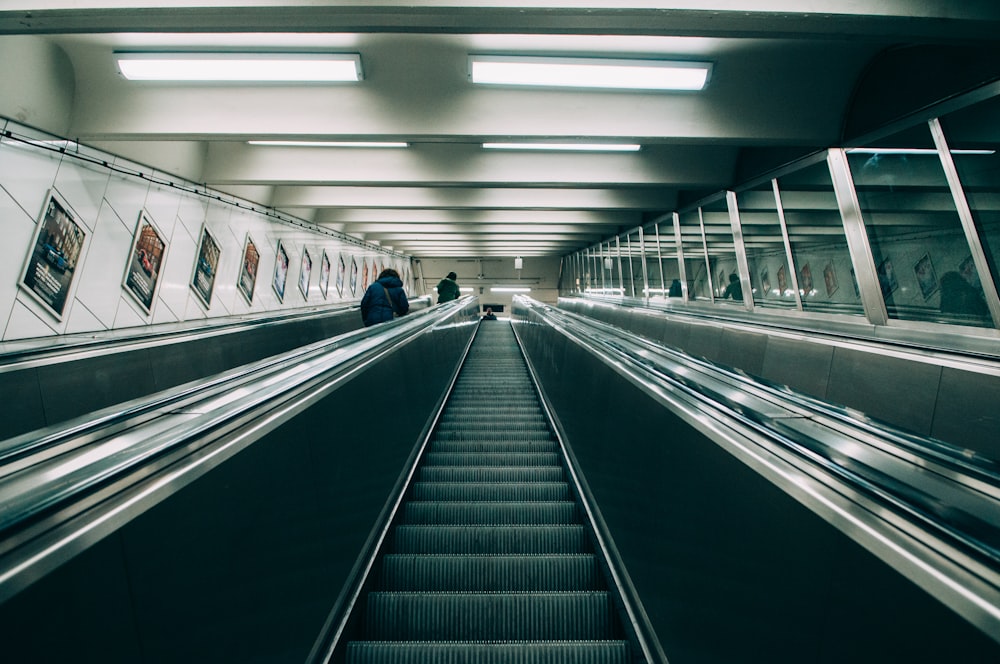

{"left": 736, "top": 181, "right": 798, "bottom": 310}
{"left": 848, "top": 124, "right": 994, "bottom": 328}
{"left": 701, "top": 196, "right": 741, "bottom": 305}
{"left": 777, "top": 160, "right": 864, "bottom": 316}
{"left": 677, "top": 208, "right": 710, "bottom": 300}
{"left": 938, "top": 95, "right": 1000, "bottom": 328}
{"left": 624, "top": 229, "right": 642, "bottom": 298}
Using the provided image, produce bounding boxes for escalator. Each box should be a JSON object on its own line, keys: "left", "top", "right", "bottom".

{"left": 344, "top": 320, "right": 631, "bottom": 663}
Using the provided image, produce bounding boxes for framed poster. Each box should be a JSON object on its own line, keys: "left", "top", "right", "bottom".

{"left": 799, "top": 263, "right": 813, "bottom": 294}
{"left": 877, "top": 257, "right": 897, "bottom": 297}
{"left": 319, "top": 250, "right": 331, "bottom": 299}
{"left": 272, "top": 240, "right": 289, "bottom": 303}
{"left": 191, "top": 226, "right": 220, "bottom": 308}
{"left": 20, "top": 190, "right": 87, "bottom": 319}
{"left": 336, "top": 253, "right": 346, "bottom": 296}
{"left": 123, "top": 210, "right": 167, "bottom": 313}
{"left": 759, "top": 266, "right": 771, "bottom": 297}
{"left": 298, "top": 247, "right": 312, "bottom": 300}
{"left": 361, "top": 259, "right": 370, "bottom": 292}
{"left": 914, "top": 253, "right": 938, "bottom": 300}
{"left": 823, "top": 261, "right": 838, "bottom": 297}
{"left": 237, "top": 233, "right": 260, "bottom": 304}
{"left": 350, "top": 257, "right": 359, "bottom": 296}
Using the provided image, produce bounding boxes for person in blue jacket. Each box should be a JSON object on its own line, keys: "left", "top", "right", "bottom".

{"left": 360, "top": 268, "right": 409, "bottom": 326}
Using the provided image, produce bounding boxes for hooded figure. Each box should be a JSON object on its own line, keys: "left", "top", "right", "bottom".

{"left": 360, "top": 268, "right": 409, "bottom": 327}
{"left": 436, "top": 271, "right": 460, "bottom": 303}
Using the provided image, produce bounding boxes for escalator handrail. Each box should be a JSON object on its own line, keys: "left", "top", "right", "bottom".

{"left": 0, "top": 298, "right": 474, "bottom": 601}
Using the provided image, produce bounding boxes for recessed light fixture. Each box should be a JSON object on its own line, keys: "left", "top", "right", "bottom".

{"left": 115, "top": 52, "right": 363, "bottom": 82}
{"left": 491, "top": 286, "right": 532, "bottom": 293}
{"left": 248, "top": 141, "right": 407, "bottom": 148}
{"left": 470, "top": 55, "right": 711, "bottom": 91}
{"left": 483, "top": 142, "right": 640, "bottom": 152}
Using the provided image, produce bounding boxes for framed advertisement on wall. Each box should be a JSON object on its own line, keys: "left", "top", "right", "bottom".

{"left": 336, "top": 253, "right": 346, "bottom": 297}
{"left": 123, "top": 210, "right": 167, "bottom": 314}
{"left": 350, "top": 256, "right": 358, "bottom": 296}
{"left": 298, "top": 247, "right": 312, "bottom": 300}
{"left": 272, "top": 240, "right": 289, "bottom": 303}
{"left": 237, "top": 233, "right": 260, "bottom": 304}
{"left": 19, "top": 190, "right": 87, "bottom": 320}
{"left": 319, "top": 250, "right": 331, "bottom": 299}
{"left": 190, "top": 226, "right": 220, "bottom": 308}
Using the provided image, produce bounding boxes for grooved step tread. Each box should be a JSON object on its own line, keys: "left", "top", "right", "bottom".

{"left": 379, "top": 554, "right": 602, "bottom": 591}
{"left": 345, "top": 640, "right": 630, "bottom": 664}
{"left": 411, "top": 482, "right": 570, "bottom": 501}
{"left": 402, "top": 501, "right": 579, "bottom": 525}
{"left": 364, "top": 591, "right": 616, "bottom": 641}
{"left": 418, "top": 467, "right": 565, "bottom": 482}
{"left": 389, "top": 525, "right": 591, "bottom": 554}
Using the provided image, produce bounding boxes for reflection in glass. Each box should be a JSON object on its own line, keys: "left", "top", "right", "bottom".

{"left": 737, "top": 181, "right": 797, "bottom": 309}
{"left": 849, "top": 123, "right": 994, "bottom": 328}
{"left": 677, "top": 208, "right": 709, "bottom": 300}
{"left": 701, "top": 196, "right": 740, "bottom": 305}
{"left": 777, "top": 160, "right": 864, "bottom": 316}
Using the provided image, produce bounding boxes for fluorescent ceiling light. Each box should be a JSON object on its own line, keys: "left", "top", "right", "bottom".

{"left": 491, "top": 286, "right": 532, "bottom": 293}
{"left": 483, "top": 142, "right": 640, "bottom": 152}
{"left": 116, "top": 52, "right": 362, "bottom": 81}
{"left": 470, "top": 55, "right": 711, "bottom": 91}
{"left": 847, "top": 147, "right": 995, "bottom": 155}
{"left": 248, "top": 141, "right": 407, "bottom": 148}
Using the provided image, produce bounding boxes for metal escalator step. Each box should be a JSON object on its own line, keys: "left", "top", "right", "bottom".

{"left": 423, "top": 452, "right": 560, "bottom": 467}
{"left": 364, "top": 591, "right": 616, "bottom": 641}
{"left": 429, "top": 441, "right": 557, "bottom": 455}
{"left": 410, "top": 482, "right": 569, "bottom": 502}
{"left": 345, "top": 640, "right": 630, "bottom": 664}
{"left": 431, "top": 432, "right": 554, "bottom": 444}
{"left": 437, "top": 417, "right": 548, "bottom": 429}
{"left": 402, "top": 501, "right": 578, "bottom": 525}
{"left": 389, "top": 525, "right": 590, "bottom": 554}
{"left": 378, "top": 554, "right": 602, "bottom": 592}
{"left": 418, "top": 467, "right": 564, "bottom": 483}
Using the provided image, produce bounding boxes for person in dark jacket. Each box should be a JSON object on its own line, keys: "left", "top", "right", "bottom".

{"left": 360, "top": 268, "right": 409, "bottom": 327}
{"left": 436, "top": 271, "right": 460, "bottom": 303}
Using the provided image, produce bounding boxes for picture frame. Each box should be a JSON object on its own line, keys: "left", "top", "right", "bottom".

{"left": 362, "top": 259, "right": 370, "bottom": 292}
{"left": 350, "top": 257, "right": 358, "bottom": 296}
{"left": 823, "top": 261, "right": 838, "bottom": 298}
{"left": 914, "top": 253, "right": 938, "bottom": 300}
{"left": 319, "top": 250, "right": 331, "bottom": 299}
{"left": 799, "top": 262, "right": 813, "bottom": 294}
{"left": 336, "top": 253, "right": 346, "bottom": 297}
{"left": 298, "top": 247, "right": 312, "bottom": 300}
{"left": 190, "top": 226, "right": 220, "bottom": 308}
{"left": 123, "top": 210, "right": 167, "bottom": 314}
{"left": 19, "top": 190, "right": 87, "bottom": 320}
{"left": 759, "top": 266, "right": 771, "bottom": 297}
{"left": 237, "top": 233, "right": 260, "bottom": 304}
{"left": 272, "top": 240, "right": 289, "bottom": 303}
{"left": 877, "top": 256, "right": 897, "bottom": 297}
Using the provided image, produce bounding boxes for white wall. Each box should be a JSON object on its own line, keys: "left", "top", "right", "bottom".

{"left": 0, "top": 121, "right": 407, "bottom": 341}
{"left": 417, "top": 256, "right": 561, "bottom": 314}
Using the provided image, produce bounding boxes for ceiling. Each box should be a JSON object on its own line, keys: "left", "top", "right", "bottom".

{"left": 3, "top": 2, "right": 1000, "bottom": 259}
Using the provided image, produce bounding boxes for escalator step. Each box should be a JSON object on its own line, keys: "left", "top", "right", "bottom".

{"left": 418, "top": 467, "right": 565, "bottom": 483}
{"left": 389, "top": 525, "right": 590, "bottom": 554}
{"left": 345, "top": 640, "right": 629, "bottom": 664}
{"left": 378, "top": 554, "right": 602, "bottom": 592}
{"left": 424, "top": 452, "right": 560, "bottom": 467}
{"left": 410, "top": 482, "right": 570, "bottom": 502}
{"left": 429, "top": 441, "right": 557, "bottom": 455}
{"left": 431, "top": 432, "right": 554, "bottom": 444}
{"left": 364, "top": 591, "right": 616, "bottom": 641}
{"left": 402, "top": 501, "right": 579, "bottom": 525}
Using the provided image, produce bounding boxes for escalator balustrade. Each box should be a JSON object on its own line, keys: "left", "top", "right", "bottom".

{"left": 345, "top": 320, "right": 630, "bottom": 663}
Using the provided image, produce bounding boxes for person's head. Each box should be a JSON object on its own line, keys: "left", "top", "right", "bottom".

{"left": 485, "top": 307, "right": 492, "bottom": 314}
{"left": 378, "top": 268, "right": 400, "bottom": 281}
{"left": 447, "top": 271, "right": 457, "bottom": 280}
{"left": 729, "top": 273, "right": 739, "bottom": 283}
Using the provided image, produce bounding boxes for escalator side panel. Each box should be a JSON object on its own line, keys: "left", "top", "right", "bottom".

{"left": 516, "top": 315, "right": 1000, "bottom": 664}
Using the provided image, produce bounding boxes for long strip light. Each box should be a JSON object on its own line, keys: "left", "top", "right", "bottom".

{"left": 483, "top": 142, "right": 640, "bottom": 152}
{"left": 470, "top": 55, "right": 711, "bottom": 91}
{"left": 847, "top": 147, "right": 995, "bottom": 155}
{"left": 491, "top": 286, "right": 532, "bottom": 293}
{"left": 248, "top": 141, "right": 407, "bottom": 148}
{"left": 116, "top": 52, "right": 363, "bottom": 82}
